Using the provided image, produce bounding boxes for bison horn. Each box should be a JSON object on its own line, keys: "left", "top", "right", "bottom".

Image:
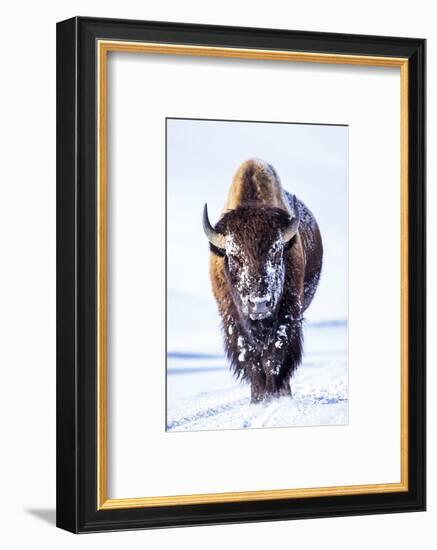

{"left": 203, "top": 204, "right": 226, "bottom": 250}
{"left": 282, "top": 195, "right": 300, "bottom": 243}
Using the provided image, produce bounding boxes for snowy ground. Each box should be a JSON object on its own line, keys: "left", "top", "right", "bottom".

{"left": 166, "top": 322, "right": 348, "bottom": 432}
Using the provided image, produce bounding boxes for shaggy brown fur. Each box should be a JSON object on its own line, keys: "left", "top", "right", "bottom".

{"left": 207, "top": 159, "right": 323, "bottom": 402}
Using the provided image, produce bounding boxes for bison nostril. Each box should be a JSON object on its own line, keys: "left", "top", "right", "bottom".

{"left": 249, "top": 296, "right": 272, "bottom": 312}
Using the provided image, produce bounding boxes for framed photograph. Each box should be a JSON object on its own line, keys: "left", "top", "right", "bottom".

{"left": 57, "top": 17, "right": 426, "bottom": 533}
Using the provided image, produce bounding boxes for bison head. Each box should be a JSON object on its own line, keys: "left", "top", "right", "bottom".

{"left": 203, "top": 200, "right": 299, "bottom": 322}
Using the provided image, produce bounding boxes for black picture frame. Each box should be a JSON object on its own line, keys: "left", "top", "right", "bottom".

{"left": 57, "top": 16, "right": 426, "bottom": 533}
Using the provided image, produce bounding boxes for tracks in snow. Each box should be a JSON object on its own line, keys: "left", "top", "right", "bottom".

{"left": 167, "top": 349, "right": 348, "bottom": 432}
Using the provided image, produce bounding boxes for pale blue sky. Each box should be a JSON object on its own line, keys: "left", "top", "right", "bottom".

{"left": 167, "top": 118, "right": 348, "bottom": 323}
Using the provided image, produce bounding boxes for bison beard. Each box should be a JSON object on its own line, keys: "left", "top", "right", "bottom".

{"left": 204, "top": 159, "right": 323, "bottom": 403}
{"left": 223, "top": 302, "right": 304, "bottom": 403}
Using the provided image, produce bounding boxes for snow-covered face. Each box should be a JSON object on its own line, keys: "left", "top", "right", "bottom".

{"left": 225, "top": 233, "right": 285, "bottom": 321}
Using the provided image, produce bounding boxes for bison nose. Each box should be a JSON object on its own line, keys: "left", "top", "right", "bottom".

{"left": 248, "top": 296, "right": 272, "bottom": 314}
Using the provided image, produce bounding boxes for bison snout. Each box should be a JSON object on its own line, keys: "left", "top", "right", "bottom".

{"left": 248, "top": 295, "right": 272, "bottom": 319}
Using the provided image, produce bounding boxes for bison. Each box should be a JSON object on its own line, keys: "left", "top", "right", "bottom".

{"left": 203, "top": 159, "right": 323, "bottom": 402}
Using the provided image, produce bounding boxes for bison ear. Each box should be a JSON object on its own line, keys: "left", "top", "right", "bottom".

{"left": 202, "top": 204, "right": 226, "bottom": 251}
{"left": 282, "top": 195, "right": 300, "bottom": 244}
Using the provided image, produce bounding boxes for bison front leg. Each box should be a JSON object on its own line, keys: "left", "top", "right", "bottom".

{"left": 263, "top": 321, "right": 302, "bottom": 398}
{"left": 264, "top": 364, "right": 292, "bottom": 399}
{"left": 248, "top": 365, "right": 267, "bottom": 403}
{"left": 279, "top": 378, "right": 292, "bottom": 396}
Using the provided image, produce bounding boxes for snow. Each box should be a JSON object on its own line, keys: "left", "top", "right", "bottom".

{"left": 166, "top": 322, "right": 348, "bottom": 432}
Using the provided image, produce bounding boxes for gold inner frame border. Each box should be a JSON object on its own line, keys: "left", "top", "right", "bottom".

{"left": 96, "top": 39, "right": 409, "bottom": 510}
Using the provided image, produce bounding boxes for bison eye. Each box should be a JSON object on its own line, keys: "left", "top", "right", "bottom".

{"left": 270, "top": 249, "right": 282, "bottom": 262}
